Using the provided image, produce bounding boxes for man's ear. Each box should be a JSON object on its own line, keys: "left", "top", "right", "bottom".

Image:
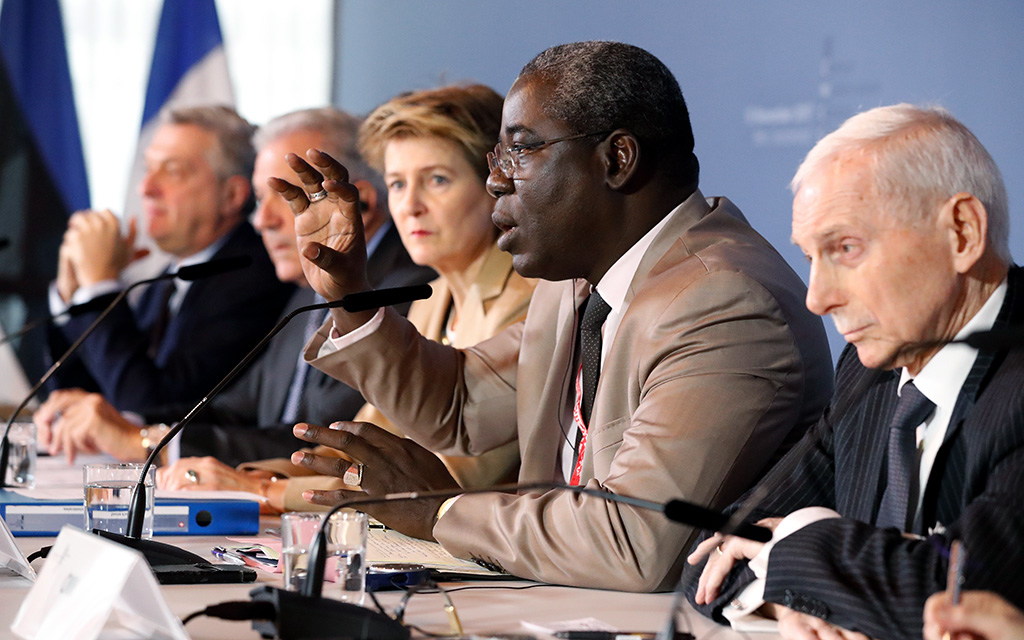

{"left": 944, "top": 192, "right": 989, "bottom": 274}
{"left": 221, "top": 175, "right": 252, "bottom": 217}
{"left": 352, "top": 180, "right": 378, "bottom": 214}
{"left": 603, "top": 131, "right": 640, "bottom": 190}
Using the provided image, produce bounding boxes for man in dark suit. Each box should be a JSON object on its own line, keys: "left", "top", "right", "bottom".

{"left": 44, "top": 106, "right": 294, "bottom": 413}
{"left": 35, "top": 108, "right": 435, "bottom": 469}
{"left": 689, "top": 104, "right": 1022, "bottom": 640}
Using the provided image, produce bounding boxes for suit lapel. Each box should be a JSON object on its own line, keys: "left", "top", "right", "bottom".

{"left": 517, "top": 280, "right": 588, "bottom": 482}
{"left": 916, "top": 266, "right": 1022, "bottom": 532}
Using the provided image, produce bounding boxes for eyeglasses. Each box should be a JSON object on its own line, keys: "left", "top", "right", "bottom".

{"left": 488, "top": 130, "right": 613, "bottom": 180}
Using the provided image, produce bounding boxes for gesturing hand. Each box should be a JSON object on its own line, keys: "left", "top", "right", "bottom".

{"left": 269, "top": 149, "right": 371, "bottom": 308}
{"left": 289, "top": 421, "right": 460, "bottom": 541}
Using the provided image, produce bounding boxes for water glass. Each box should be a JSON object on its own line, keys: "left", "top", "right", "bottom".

{"left": 281, "top": 510, "right": 368, "bottom": 604}
{"left": 5, "top": 422, "right": 37, "bottom": 488}
{"left": 83, "top": 462, "right": 155, "bottom": 539}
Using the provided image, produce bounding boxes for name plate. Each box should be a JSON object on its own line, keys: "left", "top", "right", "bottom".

{"left": 0, "top": 514, "right": 35, "bottom": 581}
{"left": 11, "top": 526, "right": 187, "bottom": 640}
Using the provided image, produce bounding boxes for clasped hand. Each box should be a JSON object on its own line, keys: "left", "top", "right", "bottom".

{"left": 289, "top": 421, "right": 460, "bottom": 541}
{"left": 57, "top": 210, "right": 148, "bottom": 303}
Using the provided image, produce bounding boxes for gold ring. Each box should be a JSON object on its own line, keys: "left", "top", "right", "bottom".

{"left": 716, "top": 544, "right": 724, "bottom": 556}
{"left": 185, "top": 469, "right": 199, "bottom": 484}
{"left": 308, "top": 189, "right": 328, "bottom": 203}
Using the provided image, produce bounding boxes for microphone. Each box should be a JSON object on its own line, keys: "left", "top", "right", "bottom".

{"left": 0, "top": 297, "right": 122, "bottom": 348}
{"left": 0, "top": 256, "right": 252, "bottom": 487}
{"left": 99, "top": 284, "right": 431, "bottom": 582}
{"left": 244, "top": 482, "right": 770, "bottom": 640}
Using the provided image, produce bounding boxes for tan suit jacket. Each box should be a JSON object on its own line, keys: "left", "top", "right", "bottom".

{"left": 305, "top": 189, "right": 834, "bottom": 591}
{"left": 248, "top": 243, "right": 535, "bottom": 509}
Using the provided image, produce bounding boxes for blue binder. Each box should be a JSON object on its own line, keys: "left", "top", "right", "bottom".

{"left": 0, "top": 489, "right": 260, "bottom": 537}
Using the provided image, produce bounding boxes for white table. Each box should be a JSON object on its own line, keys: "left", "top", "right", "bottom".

{"left": 2, "top": 457, "right": 777, "bottom": 639}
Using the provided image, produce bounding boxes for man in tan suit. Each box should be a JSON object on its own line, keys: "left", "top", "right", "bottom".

{"left": 271, "top": 41, "right": 834, "bottom": 591}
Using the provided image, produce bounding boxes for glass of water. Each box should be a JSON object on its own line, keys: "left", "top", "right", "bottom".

{"left": 6, "top": 422, "right": 37, "bottom": 488}
{"left": 83, "top": 462, "right": 155, "bottom": 539}
{"left": 281, "top": 510, "right": 367, "bottom": 604}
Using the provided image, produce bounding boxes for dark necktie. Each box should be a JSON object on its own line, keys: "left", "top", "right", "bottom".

{"left": 579, "top": 291, "right": 612, "bottom": 426}
{"left": 280, "top": 297, "right": 328, "bottom": 423}
{"left": 147, "top": 278, "right": 176, "bottom": 359}
{"left": 875, "top": 381, "right": 935, "bottom": 530}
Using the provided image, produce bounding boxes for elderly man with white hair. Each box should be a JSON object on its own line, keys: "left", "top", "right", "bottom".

{"left": 688, "top": 104, "right": 1023, "bottom": 640}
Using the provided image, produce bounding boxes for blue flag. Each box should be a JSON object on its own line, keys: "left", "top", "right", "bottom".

{"left": 0, "top": 0, "right": 90, "bottom": 212}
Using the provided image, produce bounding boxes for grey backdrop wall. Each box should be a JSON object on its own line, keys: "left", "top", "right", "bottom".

{"left": 333, "top": 0, "right": 1024, "bottom": 360}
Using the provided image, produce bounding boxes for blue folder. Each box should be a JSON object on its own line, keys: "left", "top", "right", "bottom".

{"left": 0, "top": 489, "right": 260, "bottom": 537}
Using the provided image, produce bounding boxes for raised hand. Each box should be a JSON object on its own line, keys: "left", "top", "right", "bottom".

{"left": 269, "top": 149, "right": 371, "bottom": 306}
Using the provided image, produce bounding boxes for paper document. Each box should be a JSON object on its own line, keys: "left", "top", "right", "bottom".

{"left": 367, "top": 528, "right": 501, "bottom": 575}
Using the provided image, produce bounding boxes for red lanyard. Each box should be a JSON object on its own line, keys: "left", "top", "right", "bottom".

{"left": 570, "top": 363, "right": 588, "bottom": 486}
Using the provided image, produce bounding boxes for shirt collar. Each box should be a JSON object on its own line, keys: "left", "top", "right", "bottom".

{"left": 169, "top": 224, "right": 235, "bottom": 270}
{"left": 900, "top": 278, "right": 1008, "bottom": 406}
{"left": 591, "top": 203, "right": 678, "bottom": 313}
{"left": 365, "top": 220, "right": 392, "bottom": 259}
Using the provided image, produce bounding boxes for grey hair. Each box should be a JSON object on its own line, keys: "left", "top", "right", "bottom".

{"left": 255, "top": 107, "right": 387, "bottom": 214}
{"left": 162, "top": 105, "right": 256, "bottom": 181}
{"left": 791, "top": 103, "right": 1011, "bottom": 262}
{"left": 519, "top": 41, "right": 698, "bottom": 183}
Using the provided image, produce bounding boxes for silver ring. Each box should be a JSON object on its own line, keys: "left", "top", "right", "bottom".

{"left": 308, "top": 189, "right": 329, "bottom": 203}
{"left": 343, "top": 462, "right": 364, "bottom": 487}
{"left": 185, "top": 469, "right": 200, "bottom": 484}
{"left": 716, "top": 544, "right": 724, "bottom": 556}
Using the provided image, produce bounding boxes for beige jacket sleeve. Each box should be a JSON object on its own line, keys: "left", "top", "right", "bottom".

{"left": 303, "top": 193, "right": 832, "bottom": 593}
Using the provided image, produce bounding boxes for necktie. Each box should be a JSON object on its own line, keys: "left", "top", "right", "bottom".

{"left": 147, "top": 278, "right": 177, "bottom": 359}
{"left": 280, "top": 298, "right": 328, "bottom": 424}
{"left": 579, "top": 291, "right": 612, "bottom": 426}
{"left": 875, "top": 381, "right": 935, "bottom": 530}
{"left": 569, "top": 291, "right": 613, "bottom": 483}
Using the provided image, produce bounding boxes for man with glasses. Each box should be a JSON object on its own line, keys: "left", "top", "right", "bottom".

{"left": 272, "top": 41, "right": 833, "bottom": 591}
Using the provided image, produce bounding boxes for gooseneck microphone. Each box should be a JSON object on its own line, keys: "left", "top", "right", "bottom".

{"left": 241, "top": 482, "right": 770, "bottom": 640}
{"left": 0, "top": 256, "right": 252, "bottom": 487}
{"left": 97, "top": 284, "right": 431, "bottom": 581}
{"left": 0, "top": 298, "right": 113, "bottom": 348}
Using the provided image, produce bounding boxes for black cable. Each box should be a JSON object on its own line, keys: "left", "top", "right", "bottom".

{"left": 421, "top": 582, "right": 556, "bottom": 594}
{"left": 180, "top": 600, "right": 276, "bottom": 625}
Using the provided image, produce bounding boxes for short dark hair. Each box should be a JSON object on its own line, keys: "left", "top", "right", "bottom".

{"left": 520, "top": 41, "right": 698, "bottom": 182}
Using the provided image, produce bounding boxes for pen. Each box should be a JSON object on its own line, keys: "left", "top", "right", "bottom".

{"left": 212, "top": 546, "right": 268, "bottom": 570}
{"left": 554, "top": 633, "right": 691, "bottom": 640}
{"left": 941, "top": 540, "right": 968, "bottom": 640}
{"left": 947, "top": 540, "right": 967, "bottom": 605}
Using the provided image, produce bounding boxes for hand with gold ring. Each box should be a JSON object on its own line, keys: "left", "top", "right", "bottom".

{"left": 157, "top": 456, "right": 274, "bottom": 494}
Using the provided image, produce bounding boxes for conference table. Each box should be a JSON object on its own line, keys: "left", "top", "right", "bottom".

{"left": 1, "top": 456, "right": 779, "bottom": 639}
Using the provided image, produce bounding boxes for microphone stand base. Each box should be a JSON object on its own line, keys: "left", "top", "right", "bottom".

{"left": 249, "top": 586, "right": 410, "bottom": 640}
{"left": 95, "top": 530, "right": 257, "bottom": 584}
